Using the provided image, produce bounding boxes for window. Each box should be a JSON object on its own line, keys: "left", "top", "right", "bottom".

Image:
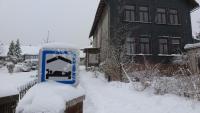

{"left": 139, "top": 6, "right": 149, "bottom": 22}
{"left": 159, "top": 39, "right": 168, "bottom": 54}
{"left": 124, "top": 6, "right": 136, "bottom": 22}
{"left": 171, "top": 39, "right": 181, "bottom": 54}
{"left": 139, "top": 38, "right": 150, "bottom": 54}
{"left": 155, "top": 8, "right": 166, "bottom": 24}
{"left": 169, "top": 9, "right": 179, "bottom": 25}
{"left": 126, "top": 38, "right": 136, "bottom": 54}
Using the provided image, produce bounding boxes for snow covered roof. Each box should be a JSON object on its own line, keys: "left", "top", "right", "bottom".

{"left": 0, "top": 45, "right": 41, "bottom": 57}
{"left": 21, "top": 45, "right": 41, "bottom": 55}
{"left": 184, "top": 43, "right": 200, "bottom": 50}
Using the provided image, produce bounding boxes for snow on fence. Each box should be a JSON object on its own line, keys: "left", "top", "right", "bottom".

{"left": 0, "top": 80, "right": 38, "bottom": 113}
{"left": 18, "top": 79, "right": 38, "bottom": 99}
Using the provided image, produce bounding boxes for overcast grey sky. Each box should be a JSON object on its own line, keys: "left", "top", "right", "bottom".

{"left": 0, "top": 0, "right": 199, "bottom": 48}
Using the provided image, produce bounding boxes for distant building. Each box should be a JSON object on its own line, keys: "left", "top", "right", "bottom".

{"left": 87, "top": 0, "right": 199, "bottom": 65}
{"left": 0, "top": 45, "right": 40, "bottom": 61}
{"left": 21, "top": 46, "right": 40, "bottom": 61}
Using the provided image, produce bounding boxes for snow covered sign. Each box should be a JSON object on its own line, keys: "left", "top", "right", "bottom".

{"left": 38, "top": 43, "right": 79, "bottom": 85}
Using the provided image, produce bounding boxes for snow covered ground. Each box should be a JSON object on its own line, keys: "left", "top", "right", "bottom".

{"left": 80, "top": 67, "right": 200, "bottom": 113}
{"left": 1, "top": 66, "right": 200, "bottom": 113}
{"left": 0, "top": 67, "right": 37, "bottom": 97}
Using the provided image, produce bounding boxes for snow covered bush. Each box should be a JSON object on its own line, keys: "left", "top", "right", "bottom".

{"left": 152, "top": 75, "right": 200, "bottom": 100}
{"left": 7, "top": 62, "right": 15, "bottom": 73}
{"left": 121, "top": 56, "right": 161, "bottom": 91}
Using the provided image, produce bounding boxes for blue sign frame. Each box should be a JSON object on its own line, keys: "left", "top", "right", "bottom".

{"left": 41, "top": 50, "right": 77, "bottom": 84}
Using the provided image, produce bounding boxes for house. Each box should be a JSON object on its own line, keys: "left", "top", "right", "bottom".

{"left": 0, "top": 45, "right": 40, "bottom": 61}
{"left": 21, "top": 46, "right": 40, "bottom": 61}
{"left": 185, "top": 43, "right": 200, "bottom": 74}
{"left": 87, "top": 0, "right": 199, "bottom": 66}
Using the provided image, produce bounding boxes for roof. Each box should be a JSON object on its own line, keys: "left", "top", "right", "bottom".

{"left": 89, "top": 0, "right": 199, "bottom": 37}
{"left": 188, "top": 0, "right": 199, "bottom": 10}
{"left": 89, "top": 0, "right": 107, "bottom": 37}
{"left": 0, "top": 45, "right": 41, "bottom": 57}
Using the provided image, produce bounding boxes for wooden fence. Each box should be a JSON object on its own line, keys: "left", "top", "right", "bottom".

{"left": 0, "top": 79, "right": 38, "bottom": 113}
{"left": 0, "top": 95, "right": 19, "bottom": 113}
{"left": 18, "top": 79, "right": 38, "bottom": 99}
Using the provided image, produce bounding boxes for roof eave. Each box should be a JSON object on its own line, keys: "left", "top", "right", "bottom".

{"left": 89, "top": 0, "right": 106, "bottom": 38}
{"left": 189, "top": 0, "right": 199, "bottom": 11}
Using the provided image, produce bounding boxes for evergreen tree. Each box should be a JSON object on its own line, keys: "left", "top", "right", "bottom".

{"left": 15, "top": 39, "right": 22, "bottom": 58}
{"left": 7, "top": 40, "right": 15, "bottom": 57}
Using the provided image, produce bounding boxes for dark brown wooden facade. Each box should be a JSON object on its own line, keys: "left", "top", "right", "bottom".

{"left": 88, "top": 0, "right": 199, "bottom": 65}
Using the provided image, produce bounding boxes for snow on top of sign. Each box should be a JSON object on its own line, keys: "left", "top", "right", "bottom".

{"left": 16, "top": 82, "right": 84, "bottom": 113}
{"left": 42, "top": 42, "right": 79, "bottom": 50}
{"left": 184, "top": 43, "right": 200, "bottom": 50}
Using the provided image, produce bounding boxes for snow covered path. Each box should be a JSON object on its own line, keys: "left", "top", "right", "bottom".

{"left": 79, "top": 67, "right": 200, "bottom": 113}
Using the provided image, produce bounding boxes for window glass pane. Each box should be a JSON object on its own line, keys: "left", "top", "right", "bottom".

{"left": 126, "top": 38, "right": 135, "bottom": 54}
{"left": 172, "top": 39, "right": 181, "bottom": 54}
{"left": 174, "top": 15, "right": 178, "bottom": 24}
{"left": 159, "top": 39, "right": 168, "bottom": 54}
{"left": 139, "top": 6, "right": 149, "bottom": 22}
{"left": 144, "top": 13, "right": 149, "bottom": 22}
{"left": 140, "top": 38, "right": 150, "bottom": 54}
{"left": 162, "top": 14, "right": 166, "bottom": 23}
{"left": 124, "top": 5, "right": 135, "bottom": 21}
{"left": 156, "top": 8, "right": 166, "bottom": 24}
{"left": 169, "top": 9, "right": 179, "bottom": 24}
{"left": 125, "top": 11, "right": 130, "bottom": 21}
{"left": 131, "top": 11, "right": 135, "bottom": 21}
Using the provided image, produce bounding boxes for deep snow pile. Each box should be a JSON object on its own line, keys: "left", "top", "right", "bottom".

{"left": 0, "top": 67, "right": 37, "bottom": 97}
{"left": 79, "top": 67, "right": 200, "bottom": 113}
{"left": 16, "top": 82, "right": 84, "bottom": 113}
